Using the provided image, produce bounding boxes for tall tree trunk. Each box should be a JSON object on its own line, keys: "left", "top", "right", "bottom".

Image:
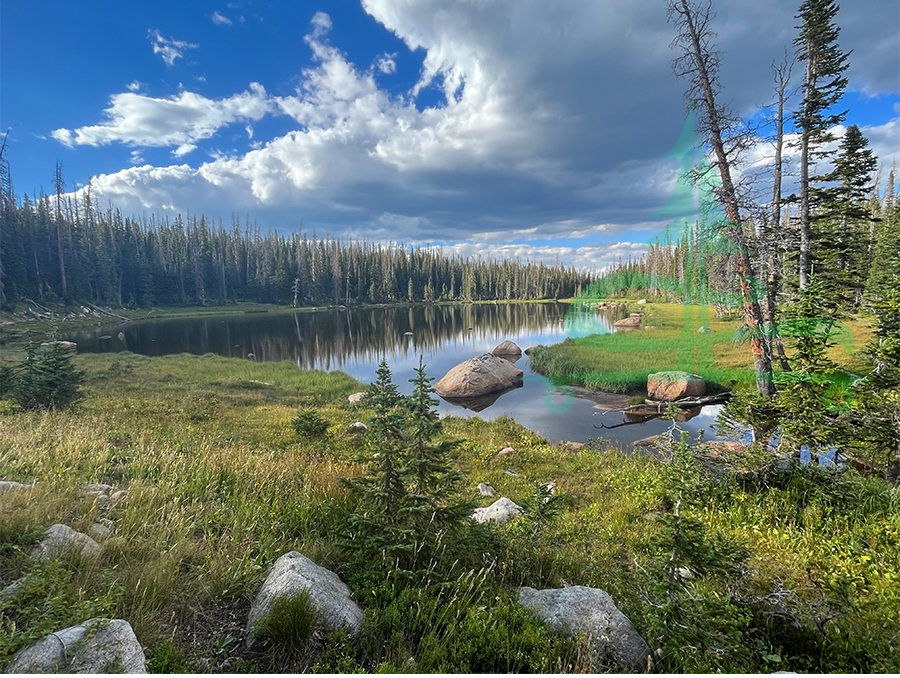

{"left": 54, "top": 161, "right": 68, "bottom": 299}
{"left": 672, "top": 0, "right": 776, "bottom": 396}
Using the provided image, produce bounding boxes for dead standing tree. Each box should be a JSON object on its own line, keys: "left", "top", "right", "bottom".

{"left": 667, "top": 0, "right": 776, "bottom": 397}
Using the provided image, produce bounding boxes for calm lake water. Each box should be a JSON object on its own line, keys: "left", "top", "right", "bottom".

{"left": 65, "top": 302, "right": 729, "bottom": 448}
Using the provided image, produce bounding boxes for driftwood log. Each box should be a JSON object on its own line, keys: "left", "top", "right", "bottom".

{"left": 593, "top": 393, "right": 731, "bottom": 429}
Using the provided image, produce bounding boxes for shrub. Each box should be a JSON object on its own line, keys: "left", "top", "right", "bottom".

{"left": 291, "top": 408, "right": 331, "bottom": 437}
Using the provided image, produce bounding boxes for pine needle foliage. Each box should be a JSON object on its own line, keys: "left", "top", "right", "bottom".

{"left": 5, "top": 341, "right": 85, "bottom": 410}
{"left": 339, "top": 358, "right": 476, "bottom": 582}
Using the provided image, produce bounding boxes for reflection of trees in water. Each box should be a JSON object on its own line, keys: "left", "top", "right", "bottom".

{"left": 88, "top": 303, "right": 572, "bottom": 368}
{"left": 247, "top": 304, "right": 570, "bottom": 369}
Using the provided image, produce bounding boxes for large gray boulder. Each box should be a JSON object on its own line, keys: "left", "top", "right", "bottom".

{"left": 4, "top": 618, "right": 147, "bottom": 673}
{"left": 647, "top": 370, "right": 706, "bottom": 401}
{"left": 246, "top": 551, "right": 364, "bottom": 646}
{"left": 518, "top": 586, "right": 650, "bottom": 672}
{"left": 31, "top": 524, "right": 101, "bottom": 561}
{"left": 434, "top": 353, "right": 523, "bottom": 399}
{"left": 472, "top": 497, "right": 521, "bottom": 525}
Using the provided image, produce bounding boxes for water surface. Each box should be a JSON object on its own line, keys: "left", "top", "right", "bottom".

{"left": 67, "top": 303, "right": 728, "bottom": 448}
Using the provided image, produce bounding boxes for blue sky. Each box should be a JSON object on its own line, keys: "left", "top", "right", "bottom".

{"left": 3, "top": 0, "right": 898, "bottom": 270}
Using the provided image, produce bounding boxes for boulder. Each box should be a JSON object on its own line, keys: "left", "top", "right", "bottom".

{"left": 347, "top": 392, "right": 366, "bottom": 404}
{"left": 496, "top": 446, "right": 516, "bottom": 457}
{"left": 246, "top": 551, "right": 364, "bottom": 646}
{"left": 646, "top": 371, "right": 706, "bottom": 401}
{"left": 31, "top": 524, "right": 101, "bottom": 561}
{"left": 0, "top": 481, "right": 32, "bottom": 495}
{"left": 348, "top": 421, "right": 368, "bottom": 432}
{"left": 40, "top": 340, "right": 77, "bottom": 352}
{"left": 434, "top": 353, "right": 523, "bottom": 399}
{"left": 477, "top": 483, "right": 496, "bottom": 497}
{"left": 637, "top": 299, "right": 647, "bottom": 304}
{"left": 89, "top": 519, "right": 115, "bottom": 540}
{"left": 472, "top": 497, "right": 521, "bottom": 525}
{"left": 613, "top": 316, "right": 641, "bottom": 329}
{"left": 555, "top": 440, "right": 586, "bottom": 452}
{"left": 523, "top": 346, "right": 533, "bottom": 356}
{"left": 517, "top": 586, "right": 650, "bottom": 672}
{"left": 492, "top": 340, "right": 522, "bottom": 360}
{"left": 4, "top": 618, "right": 147, "bottom": 673}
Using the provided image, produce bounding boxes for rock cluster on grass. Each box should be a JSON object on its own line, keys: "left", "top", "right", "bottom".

{"left": 517, "top": 586, "right": 650, "bottom": 672}
{"left": 434, "top": 353, "right": 524, "bottom": 399}
{"left": 472, "top": 497, "right": 521, "bottom": 525}
{"left": 246, "top": 551, "right": 364, "bottom": 647}
{"left": 4, "top": 618, "right": 147, "bottom": 673}
{"left": 30, "top": 524, "right": 101, "bottom": 561}
{"left": 646, "top": 370, "right": 706, "bottom": 401}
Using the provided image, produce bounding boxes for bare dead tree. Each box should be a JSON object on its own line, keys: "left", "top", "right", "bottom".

{"left": 667, "top": 0, "right": 776, "bottom": 396}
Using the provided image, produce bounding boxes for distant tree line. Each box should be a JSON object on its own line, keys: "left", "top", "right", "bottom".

{"left": 0, "top": 164, "right": 594, "bottom": 310}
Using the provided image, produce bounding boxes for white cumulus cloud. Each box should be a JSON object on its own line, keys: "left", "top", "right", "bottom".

{"left": 212, "top": 11, "right": 232, "bottom": 26}
{"left": 51, "top": 83, "right": 273, "bottom": 149}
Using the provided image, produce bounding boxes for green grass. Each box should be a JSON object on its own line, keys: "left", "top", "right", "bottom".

{"left": 530, "top": 302, "right": 875, "bottom": 393}
{"left": 1, "top": 350, "right": 898, "bottom": 673}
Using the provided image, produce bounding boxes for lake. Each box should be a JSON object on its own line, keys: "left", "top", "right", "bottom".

{"left": 65, "top": 302, "right": 729, "bottom": 448}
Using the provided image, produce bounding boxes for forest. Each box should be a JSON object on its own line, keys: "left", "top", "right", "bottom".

{"left": 0, "top": 169, "right": 593, "bottom": 309}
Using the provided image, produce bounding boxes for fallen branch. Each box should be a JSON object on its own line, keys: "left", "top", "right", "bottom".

{"left": 84, "top": 302, "right": 131, "bottom": 323}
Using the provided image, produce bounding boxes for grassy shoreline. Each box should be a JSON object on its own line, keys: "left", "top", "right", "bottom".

{"left": 1, "top": 350, "right": 899, "bottom": 673}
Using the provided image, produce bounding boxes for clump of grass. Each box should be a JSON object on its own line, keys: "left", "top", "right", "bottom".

{"left": 252, "top": 590, "right": 317, "bottom": 653}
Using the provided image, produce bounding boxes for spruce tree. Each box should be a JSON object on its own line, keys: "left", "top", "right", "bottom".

{"left": 403, "top": 357, "right": 473, "bottom": 563}
{"left": 793, "top": 0, "right": 850, "bottom": 289}
{"left": 11, "top": 341, "right": 85, "bottom": 410}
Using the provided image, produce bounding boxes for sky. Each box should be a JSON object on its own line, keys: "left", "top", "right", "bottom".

{"left": 3, "top": 0, "right": 898, "bottom": 271}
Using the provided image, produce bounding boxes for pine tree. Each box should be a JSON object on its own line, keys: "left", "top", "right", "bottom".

{"left": 11, "top": 340, "right": 85, "bottom": 410}
{"left": 403, "top": 357, "right": 473, "bottom": 562}
{"left": 793, "top": 0, "right": 850, "bottom": 289}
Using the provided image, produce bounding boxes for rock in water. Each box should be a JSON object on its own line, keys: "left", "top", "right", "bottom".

{"left": 646, "top": 370, "right": 706, "bottom": 401}
{"left": 434, "top": 353, "right": 523, "bottom": 398}
{"left": 472, "top": 497, "right": 521, "bottom": 524}
{"left": 5, "top": 618, "right": 147, "bottom": 673}
{"left": 492, "top": 340, "right": 522, "bottom": 359}
{"left": 246, "top": 551, "right": 364, "bottom": 647}
{"left": 517, "top": 586, "right": 650, "bottom": 671}
{"left": 614, "top": 316, "right": 641, "bottom": 329}
{"left": 30, "top": 524, "right": 101, "bottom": 561}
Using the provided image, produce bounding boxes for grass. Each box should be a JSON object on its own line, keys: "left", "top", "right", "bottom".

{"left": 530, "top": 301, "right": 876, "bottom": 393}
{"left": 1, "top": 348, "right": 898, "bottom": 673}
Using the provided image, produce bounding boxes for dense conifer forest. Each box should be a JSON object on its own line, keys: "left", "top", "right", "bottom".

{"left": 0, "top": 160, "right": 593, "bottom": 310}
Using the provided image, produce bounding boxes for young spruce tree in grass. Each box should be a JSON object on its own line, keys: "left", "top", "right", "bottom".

{"left": 403, "top": 357, "right": 474, "bottom": 567}
{"left": 341, "top": 359, "right": 415, "bottom": 577}
{"left": 7, "top": 341, "right": 85, "bottom": 411}
{"left": 340, "top": 358, "right": 476, "bottom": 582}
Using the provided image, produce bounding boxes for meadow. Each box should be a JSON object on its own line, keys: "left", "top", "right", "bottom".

{"left": 1, "top": 346, "right": 899, "bottom": 673}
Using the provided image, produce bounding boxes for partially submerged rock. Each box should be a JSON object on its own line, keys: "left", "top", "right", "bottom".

{"left": 492, "top": 340, "right": 522, "bottom": 360}
{"left": 4, "top": 618, "right": 147, "bottom": 673}
{"left": 246, "top": 551, "right": 364, "bottom": 647}
{"left": 434, "top": 353, "right": 523, "bottom": 399}
{"left": 31, "top": 524, "right": 101, "bottom": 561}
{"left": 614, "top": 316, "right": 641, "bottom": 329}
{"left": 647, "top": 371, "right": 706, "bottom": 401}
{"left": 517, "top": 586, "right": 650, "bottom": 672}
{"left": 472, "top": 497, "right": 521, "bottom": 525}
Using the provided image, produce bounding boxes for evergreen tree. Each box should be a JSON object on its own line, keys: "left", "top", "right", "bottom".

{"left": 793, "top": 0, "right": 850, "bottom": 289}
{"left": 10, "top": 340, "right": 85, "bottom": 410}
